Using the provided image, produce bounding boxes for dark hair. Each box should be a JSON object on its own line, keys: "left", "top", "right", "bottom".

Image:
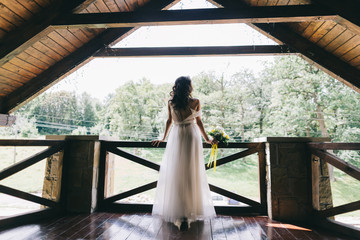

{"left": 170, "top": 76, "right": 193, "bottom": 110}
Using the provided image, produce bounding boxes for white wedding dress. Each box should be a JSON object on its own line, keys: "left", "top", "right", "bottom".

{"left": 152, "top": 104, "right": 216, "bottom": 227}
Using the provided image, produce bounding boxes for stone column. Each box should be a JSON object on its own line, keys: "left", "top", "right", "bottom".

{"left": 259, "top": 137, "right": 330, "bottom": 222}
{"left": 44, "top": 135, "right": 105, "bottom": 213}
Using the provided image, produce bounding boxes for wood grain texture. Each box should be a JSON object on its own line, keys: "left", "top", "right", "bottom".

{"left": 0, "top": 213, "right": 354, "bottom": 239}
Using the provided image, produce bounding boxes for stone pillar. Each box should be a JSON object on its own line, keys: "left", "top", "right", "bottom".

{"left": 260, "top": 137, "right": 330, "bottom": 222}
{"left": 312, "top": 155, "right": 334, "bottom": 212}
{"left": 42, "top": 150, "right": 64, "bottom": 204}
{"left": 45, "top": 135, "right": 104, "bottom": 213}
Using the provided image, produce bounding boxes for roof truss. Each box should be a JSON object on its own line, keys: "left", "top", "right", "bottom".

{"left": 0, "top": 0, "right": 98, "bottom": 67}
{"left": 1, "top": 0, "right": 360, "bottom": 113}
{"left": 53, "top": 5, "right": 337, "bottom": 28}
{"left": 94, "top": 45, "right": 296, "bottom": 57}
{"left": 210, "top": 0, "right": 360, "bottom": 92}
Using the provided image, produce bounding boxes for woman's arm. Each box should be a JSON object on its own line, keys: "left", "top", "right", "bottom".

{"left": 152, "top": 102, "right": 172, "bottom": 147}
{"left": 195, "top": 100, "right": 216, "bottom": 145}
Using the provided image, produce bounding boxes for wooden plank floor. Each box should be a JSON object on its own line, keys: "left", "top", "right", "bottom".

{"left": 0, "top": 212, "right": 354, "bottom": 240}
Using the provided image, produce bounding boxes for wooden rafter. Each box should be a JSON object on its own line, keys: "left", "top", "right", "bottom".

{"left": 53, "top": 6, "right": 337, "bottom": 29}
{"left": 0, "top": 0, "right": 98, "bottom": 67}
{"left": 312, "top": 0, "right": 360, "bottom": 36}
{"left": 0, "top": 0, "right": 180, "bottom": 113}
{"left": 94, "top": 45, "right": 296, "bottom": 57}
{"left": 211, "top": 0, "right": 360, "bottom": 93}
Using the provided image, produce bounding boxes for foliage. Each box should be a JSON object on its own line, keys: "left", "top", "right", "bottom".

{"left": 5, "top": 55, "right": 359, "bottom": 166}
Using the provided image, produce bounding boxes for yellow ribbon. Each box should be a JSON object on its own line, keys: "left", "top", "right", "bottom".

{"left": 207, "top": 144, "right": 218, "bottom": 172}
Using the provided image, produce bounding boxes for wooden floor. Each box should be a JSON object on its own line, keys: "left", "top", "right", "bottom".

{"left": 0, "top": 212, "right": 354, "bottom": 240}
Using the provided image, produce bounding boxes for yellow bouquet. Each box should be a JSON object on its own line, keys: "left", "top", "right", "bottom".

{"left": 207, "top": 127, "right": 229, "bottom": 171}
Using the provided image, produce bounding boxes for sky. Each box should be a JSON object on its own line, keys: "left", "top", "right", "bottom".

{"left": 49, "top": 0, "right": 277, "bottom": 100}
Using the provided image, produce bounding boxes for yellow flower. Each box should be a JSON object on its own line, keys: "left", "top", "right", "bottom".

{"left": 226, "top": 135, "right": 229, "bottom": 139}
{"left": 211, "top": 129, "right": 215, "bottom": 133}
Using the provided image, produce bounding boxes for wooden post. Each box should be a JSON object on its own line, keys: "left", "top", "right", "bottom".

{"left": 258, "top": 143, "right": 267, "bottom": 214}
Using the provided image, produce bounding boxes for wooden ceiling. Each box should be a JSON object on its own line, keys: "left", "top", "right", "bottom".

{"left": 0, "top": 0, "right": 360, "bottom": 113}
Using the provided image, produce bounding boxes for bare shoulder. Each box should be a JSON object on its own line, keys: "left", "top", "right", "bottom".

{"left": 189, "top": 98, "right": 201, "bottom": 110}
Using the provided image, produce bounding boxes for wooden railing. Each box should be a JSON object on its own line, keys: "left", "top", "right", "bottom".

{"left": 308, "top": 142, "right": 360, "bottom": 237}
{"left": 97, "top": 141, "right": 267, "bottom": 215}
{"left": 0, "top": 139, "right": 65, "bottom": 228}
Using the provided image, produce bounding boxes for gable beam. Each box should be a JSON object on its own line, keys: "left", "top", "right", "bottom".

{"left": 211, "top": 0, "right": 360, "bottom": 93}
{"left": 0, "top": 0, "right": 181, "bottom": 113}
{"left": 0, "top": 0, "right": 97, "bottom": 67}
{"left": 53, "top": 6, "right": 337, "bottom": 29}
{"left": 94, "top": 45, "right": 296, "bottom": 57}
{"left": 313, "top": 0, "right": 360, "bottom": 36}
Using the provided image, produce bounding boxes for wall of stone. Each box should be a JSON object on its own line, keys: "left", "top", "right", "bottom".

{"left": 42, "top": 150, "right": 63, "bottom": 203}
{"left": 262, "top": 137, "right": 331, "bottom": 222}
{"left": 44, "top": 135, "right": 102, "bottom": 213}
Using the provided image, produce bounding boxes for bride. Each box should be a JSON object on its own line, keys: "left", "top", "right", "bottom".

{"left": 151, "top": 76, "right": 216, "bottom": 230}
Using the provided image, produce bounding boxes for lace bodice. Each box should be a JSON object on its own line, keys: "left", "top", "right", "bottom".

{"left": 170, "top": 105, "right": 202, "bottom": 125}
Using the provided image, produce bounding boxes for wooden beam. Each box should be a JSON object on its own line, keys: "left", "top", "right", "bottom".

{"left": 107, "top": 146, "right": 160, "bottom": 171}
{"left": 0, "top": 0, "right": 97, "bottom": 67}
{"left": 102, "top": 141, "right": 261, "bottom": 149}
{"left": 211, "top": 0, "right": 360, "bottom": 92}
{"left": 209, "top": 184, "right": 262, "bottom": 210}
{"left": 0, "top": 0, "right": 180, "bottom": 113}
{"left": 310, "top": 149, "right": 360, "bottom": 182}
{"left": 94, "top": 45, "right": 296, "bottom": 57}
{"left": 103, "top": 181, "right": 157, "bottom": 204}
{"left": 53, "top": 6, "right": 337, "bottom": 29}
{"left": 205, "top": 148, "right": 258, "bottom": 170}
{"left": 308, "top": 143, "right": 360, "bottom": 150}
{"left": 317, "top": 200, "right": 360, "bottom": 218}
{"left": 0, "top": 139, "right": 65, "bottom": 146}
{"left": 314, "top": 217, "right": 360, "bottom": 239}
{"left": 0, "top": 144, "right": 64, "bottom": 181}
{"left": 312, "top": 0, "right": 360, "bottom": 36}
{"left": 257, "top": 23, "right": 360, "bottom": 92}
{"left": 0, "top": 184, "right": 57, "bottom": 208}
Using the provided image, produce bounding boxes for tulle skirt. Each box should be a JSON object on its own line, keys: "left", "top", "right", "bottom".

{"left": 152, "top": 123, "right": 216, "bottom": 224}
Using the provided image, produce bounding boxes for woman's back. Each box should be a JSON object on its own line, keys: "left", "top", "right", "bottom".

{"left": 170, "top": 98, "right": 200, "bottom": 123}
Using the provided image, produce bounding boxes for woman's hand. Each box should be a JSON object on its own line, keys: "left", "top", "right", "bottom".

{"left": 205, "top": 138, "right": 218, "bottom": 145}
{"left": 211, "top": 139, "right": 218, "bottom": 145}
{"left": 151, "top": 139, "right": 165, "bottom": 147}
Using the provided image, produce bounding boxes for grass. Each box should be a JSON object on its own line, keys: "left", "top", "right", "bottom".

{"left": 0, "top": 146, "right": 47, "bottom": 193}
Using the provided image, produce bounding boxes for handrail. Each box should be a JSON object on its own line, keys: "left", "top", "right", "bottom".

{"left": 0, "top": 139, "right": 65, "bottom": 227}
{"left": 101, "top": 140, "right": 262, "bottom": 149}
{"left": 308, "top": 142, "right": 360, "bottom": 150}
{"left": 308, "top": 142, "right": 360, "bottom": 236}
{"left": 98, "top": 140, "right": 267, "bottom": 214}
{"left": 0, "top": 139, "right": 65, "bottom": 146}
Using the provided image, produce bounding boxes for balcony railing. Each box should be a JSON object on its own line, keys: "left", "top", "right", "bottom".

{"left": 97, "top": 141, "right": 267, "bottom": 215}
{"left": 308, "top": 142, "right": 360, "bottom": 237}
{"left": 0, "top": 139, "right": 65, "bottom": 227}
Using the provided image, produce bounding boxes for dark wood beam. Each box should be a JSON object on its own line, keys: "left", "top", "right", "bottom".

{"left": 94, "top": 45, "right": 296, "bottom": 57}
{"left": 0, "top": 0, "right": 180, "bottom": 113}
{"left": 308, "top": 142, "right": 360, "bottom": 150}
{"left": 311, "top": 149, "right": 360, "bottom": 182}
{"left": 317, "top": 200, "right": 360, "bottom": 218}
{"left": 0, "top": 185, "right": 57, "bottom": 208}
{"left": 0, "top": 0, "right": 97, "bottom": 67}
{"left": 53, "top": 6, "right": 337, "bottom": 29}
{"left": 211, "top": 0, "right": 360, "bottom": 93}
{"left": 312, "top": 0, "right": 360, "bottom": 36}
{"left": 257, "top": 23, "right": 360, "bottom": 92}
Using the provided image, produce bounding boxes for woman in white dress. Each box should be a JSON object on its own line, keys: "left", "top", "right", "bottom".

{"left": 151, "top": 76, "right": 216, "bottom": 230}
